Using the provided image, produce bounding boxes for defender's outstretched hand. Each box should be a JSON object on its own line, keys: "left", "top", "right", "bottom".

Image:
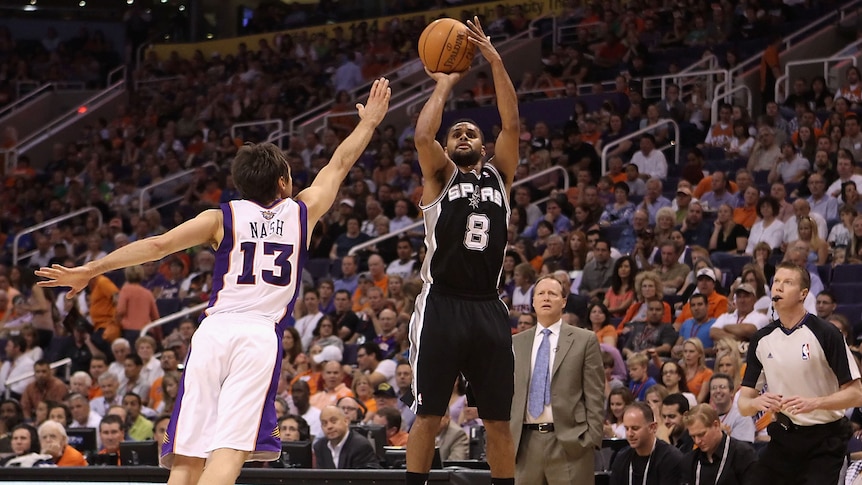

{"left": 356, "top": 78, "right": 391, "bottom": 125}
{"left": 466, "top": 16, "right": 501, "bottom": 63}
{"left": 36, "top": 264, "right": 93, "bottom": 299}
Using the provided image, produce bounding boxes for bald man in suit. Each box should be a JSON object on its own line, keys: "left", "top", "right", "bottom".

{"left": 510, "top": 275, "right": 605, "bottom": 484}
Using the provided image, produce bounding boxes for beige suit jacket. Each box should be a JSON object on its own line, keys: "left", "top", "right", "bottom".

{"left": 510, "top": 323, "right": 605, "bottom": 460}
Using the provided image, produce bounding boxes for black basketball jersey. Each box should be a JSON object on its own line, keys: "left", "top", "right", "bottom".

{"left": 419, "top": 163, "right": 510, "bottom": 298}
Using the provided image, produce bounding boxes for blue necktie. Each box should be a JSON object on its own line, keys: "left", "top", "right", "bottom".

{"left": 528, "top": 328, "right": 552, "bottom": 419}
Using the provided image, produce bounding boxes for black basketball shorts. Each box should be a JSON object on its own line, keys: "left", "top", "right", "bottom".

{"left": 405, "top": 287, "right": 514, "bottom": 421}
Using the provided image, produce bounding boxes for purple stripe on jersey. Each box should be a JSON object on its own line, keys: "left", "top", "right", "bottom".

{"left": 204, "top": 202, "right": 234, "bottom": 320}
{"left": 276, "top": 200, "right": 309, "bottom": 330}
{"left": 161, "top": 343, "right": 193, "bottom": 459}
{"left": 254, "top": 327, "right": 284, "bottom": 455}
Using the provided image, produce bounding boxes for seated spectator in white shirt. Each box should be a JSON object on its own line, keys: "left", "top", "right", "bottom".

{"left": 767, "top": 142, "right": 810, "bottom": 185}
{"left": 630, "top": 134, "right": 668, "bottom": 180}
{"left": 709, "top": 284, "right": 770, "bottom": 344}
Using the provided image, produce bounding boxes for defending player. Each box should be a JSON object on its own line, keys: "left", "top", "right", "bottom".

{"left": 405, "top": 17, "right": 519, "bottom": 485}
{"left": 36, "top": 78, "right": 391, "bottom": 485}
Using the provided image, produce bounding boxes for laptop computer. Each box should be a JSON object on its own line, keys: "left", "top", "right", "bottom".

{"left": 119, "top": 441, "right": 160, "bottom": 466}
{"left": 66, "top": 428, "right": 97, "bottom": 454}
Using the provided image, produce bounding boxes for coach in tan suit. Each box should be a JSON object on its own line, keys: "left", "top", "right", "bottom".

{"left": 510, "top": 275, "right": 605, "bottom": 484}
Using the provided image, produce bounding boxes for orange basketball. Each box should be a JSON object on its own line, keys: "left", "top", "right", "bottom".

{"left": 418, "top": 18, "right": 476, "bottom": 73}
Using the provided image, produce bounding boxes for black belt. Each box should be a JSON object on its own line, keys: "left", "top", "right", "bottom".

{"left": 524, "top": 423, "right": 555, "bottom": 433}
{"left": 775, "top": 413, "right": 846, "bottom": 433}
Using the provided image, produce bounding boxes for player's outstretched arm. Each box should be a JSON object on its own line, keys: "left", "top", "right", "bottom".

{"left": 298, "top": 77, "right": 391, "bottom": 231}
{"left": 36, "top": 209, "right": 223, "bottom": 299}
{"left": 414, "top": 68, "right": 465, "bottom": 199}
{"left": 466, "top": 16, "right": 519, "bottom": 192}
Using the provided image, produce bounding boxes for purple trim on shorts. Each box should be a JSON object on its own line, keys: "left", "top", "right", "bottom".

{"left": 254, "top": 327, "right": 284, "bottom": 454}
{"left": 203, "top": 202, "right": 234, "bottom": 322}
{"left": 161, "top": 343, "right": 193, "bottom": 459}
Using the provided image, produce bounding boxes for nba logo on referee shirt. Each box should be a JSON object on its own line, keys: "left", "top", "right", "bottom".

{"left": 801, "top": 343, "right": 810, "bottom": 360}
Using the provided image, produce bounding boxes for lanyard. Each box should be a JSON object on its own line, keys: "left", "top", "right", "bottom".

{"left": 695, "top": 434, "right": 731, "bottom": 485}
{"left": 629, "top": 439, "right": 656, "bottom": 485}
{"left": 689, "top": 321, "right": 706, "bottom": 339}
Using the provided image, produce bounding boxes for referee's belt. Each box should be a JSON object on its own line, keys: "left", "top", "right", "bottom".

{"left": 523, "top": 423, "right": 555, "bottom": 433}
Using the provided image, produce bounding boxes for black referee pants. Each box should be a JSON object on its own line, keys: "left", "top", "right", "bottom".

{"left": 752, "top": 416, "right": 851, "bottom": 485}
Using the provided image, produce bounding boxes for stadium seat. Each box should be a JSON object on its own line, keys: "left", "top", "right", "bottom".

{"left": 329, "top": 258, "right": 344, "bottom": 279}
{"left": 727, "top": 255, "right": 753, "bottom": 281}
{"left": 342, "top": 344, "right": 359, "bottom": 366}
{"left": 817, "top": 265, "right": 832, "bottom": 288}
{"left": 831, "top": 264, "right": 862, "bottom": 285}
{"left": 306, "top": 258, "right": 332, "bottom": 282}
{"left": 156, "top": 298, "right": 182, "bottom": 317}
{"left": 828, "top": 284, "right": 862, "bottom": 306}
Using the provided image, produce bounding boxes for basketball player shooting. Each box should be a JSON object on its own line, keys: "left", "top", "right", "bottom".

{"left": 36, "top": 78, "right": 391, "bottom": 485}
{"left": 405, "top": 17, "right": 519, "bottom": 485}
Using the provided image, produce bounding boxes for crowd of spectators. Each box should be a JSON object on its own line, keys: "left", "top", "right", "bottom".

{"left": 4, "top": 0, "right": 862, "bottom": 477}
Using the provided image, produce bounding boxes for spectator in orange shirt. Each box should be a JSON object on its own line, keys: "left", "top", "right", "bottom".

{"left": 20, "top": 360, "right": 68, "bottom": 420}
{"left": 310, "top": 360, "right": 354, "bottom": 410}
{"left": 97, "top": 414, "right": 124, "bottom": 465}
{"left": 760, "top": 34, "right": 782, "bottom": 104}
{"left": 116, "top": 265, "right": 159, "bottom": 344}
{"left": 88, "top": 275, "right": 120, "bottom": 343}
{"left": 87, "top": 353, "right": 108, "bottom": 400}
{"left": 373, "top": 406, "right": 409, "bottom": 447}
{"left": 38, "top": 420, "right": 87, "bottom": 466}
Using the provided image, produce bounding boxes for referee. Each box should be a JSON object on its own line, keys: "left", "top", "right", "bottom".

{"left": 738, "top": 262, "right": 862, "bottom": 484}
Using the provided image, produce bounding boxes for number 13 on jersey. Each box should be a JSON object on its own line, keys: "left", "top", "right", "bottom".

{"left": 464, "top": 213, "right": 490, "bottom": 251}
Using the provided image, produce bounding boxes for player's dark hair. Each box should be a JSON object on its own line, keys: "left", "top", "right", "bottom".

{"left": 231, "top": 142, "right": 291, "bottom": 204}
{"left": 448, "top": 118, "right": 484, "bottom": 143}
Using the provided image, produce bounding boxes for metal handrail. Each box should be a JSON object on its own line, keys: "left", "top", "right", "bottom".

{"left": 659, "top": 68, "right": 728, "bottom": 101}
{"left": 711, "top": 84, "right": 753, "bottom": 125}
{"left": 1, "top": 147, "right": 17, "bottom": 176}
{"left": 140, "top": 302, "right": 207, "bottom": 338}
{"left": 14, "top": 80, "right": 40, "bottom": 100}
{"left": 776, "top": 55, "right": 858, "bottom": 103}
{"left": 348, "top": 165, "right": 570, "bottom": 256}
{"left": 15, "top": 78, "right": 126, "bottom": 156}
{"left": 4, "top": 358, "right": 71, "bottom": 400}
{"left": 14, "top": 207, "right": 103, "bottom": 266}
{"left": 0, "top": 83, "right": 53, "bottom": 119}
{"left": 138, "top": 161, "right": 217, "bottom": 217}
{"left": 230, "top": 119, "right": 283, "bottom": 143}
{"left": 134, "top": 75, "right": 185, "bottom": 93}
{"left": 553, "top": 19, "right": 608, "bottom": 48}
{"left": 107, "top": 65, "right": 126, "bottom": 87}
{"left": 601, "top": 119, "right": 680, "bottom": 175}
{"left": 136, "top": 41, "right": 152, "bottom": 67}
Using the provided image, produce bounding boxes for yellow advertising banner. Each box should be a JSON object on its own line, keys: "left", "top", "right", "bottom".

{"left": 149, "top": 0, "right": 568, "bottom": 59}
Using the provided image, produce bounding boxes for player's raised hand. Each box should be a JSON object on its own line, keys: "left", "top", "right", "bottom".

{"left": 356, "top": 77, "right": 391, "bottom": 126}
{"left": 423, "top": 66, "right": 467, "bottom": 86}
{"left": 466, "top": 16, "right": 500, "bottom": 63}
{"left": 36, "top": 264, "right": 93, "bottom": 299}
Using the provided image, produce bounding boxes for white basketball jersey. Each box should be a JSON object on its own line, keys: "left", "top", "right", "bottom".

{"left": 205, "top": 198, "right": 307, "bottom": 326}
